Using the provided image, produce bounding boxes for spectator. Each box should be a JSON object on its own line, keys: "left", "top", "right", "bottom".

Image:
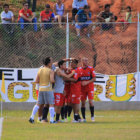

{"left": 1, "top": 4, "right": 14, "bottom": 34}
{"left": 97, "top": 4, "right": 114, "bottom": 31}
{"left": 72, "top": 0, "right": 88, "bottom": 24}
{"left": 54, "top": 0, "right": 65, "bottom": 28}
{"left": 18, "top": 2, "right": 37, "bottom": 31}
{"left": 125, "top": 6, "right": 132, "bottom": 22}
{"left": 119, "top": 6, "right": 132, "bottom": 31}
{"left": 75, "top": 5, "right": 92, "bottom": 37}
{"left": 40, "top": 4, "right": 55, "bottom": 30}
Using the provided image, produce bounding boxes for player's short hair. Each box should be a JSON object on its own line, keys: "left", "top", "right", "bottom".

{"left": 105, "top": 4, "right": 110, "bottom": 9}
{"left": 23, "top": 2, "right": 28, "bottom": 6}
{"left": 58, "top": 60, "right": 65, "bottom": 68}
{"left": 72, "top": 59, "right": 79, "bottom": 64}
{"left": 3, "top": 4, "right": 9, "bottom": 8}
{"left": 43, "top": 57, "right": 51, "bottom": 66}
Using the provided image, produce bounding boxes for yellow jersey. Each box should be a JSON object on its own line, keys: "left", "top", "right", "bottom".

{"left": 38, "top": 67, "right": 53, "bottom": 91}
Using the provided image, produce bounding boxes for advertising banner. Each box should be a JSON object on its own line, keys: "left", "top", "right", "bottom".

{"left": 0, "top": 68, "right": 138, "bottom": 102}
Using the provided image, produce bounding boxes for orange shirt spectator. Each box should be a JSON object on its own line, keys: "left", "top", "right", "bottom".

{"left": 18, "top": 9, "right": 32, "bottom": 21}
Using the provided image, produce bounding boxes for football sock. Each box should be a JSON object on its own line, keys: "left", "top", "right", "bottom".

{"left": 90, "top": 106, "right": 94, "bottom": 117}
{"left": 74, "top": 114, "right": 79, "bottom": 121}
{"left": 77, "top": 114, "right": 81, "bottom": 120}
{"left": 42, "top": 107, "right": 49, "bottom": 120}
{"left": 30, "top": 104, "right": 39, "bottom": 119}
{"left": 81, "top": 107, "right": 86, "bottom": 119}
{"left": 68, "top": 106, "right": 72, "bottom": 117}
{"left": 56, "top": 113, "right": 60, "bottom": 121}
{"left": 61, "top": 106, "right": 65, "bottom": 120}
{"left": 49, "top": 107, "right": 55, "bottom": 122}
{"left": 64, "top": 105, "right": 68, "bottom": 118}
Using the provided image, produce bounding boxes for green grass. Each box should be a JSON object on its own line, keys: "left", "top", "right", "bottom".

{"left": 2, "top": 110, "right": 140, "bottom": 140}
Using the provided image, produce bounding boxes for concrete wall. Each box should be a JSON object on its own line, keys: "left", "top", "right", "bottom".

{"left": 1, "top": 102, "right": 140, "bottom": 110}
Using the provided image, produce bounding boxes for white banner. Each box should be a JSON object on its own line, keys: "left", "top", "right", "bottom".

{"left": 0, "top": 68, "right": 138, "bottom": 102}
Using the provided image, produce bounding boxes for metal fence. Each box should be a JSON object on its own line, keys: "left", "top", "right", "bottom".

{"left": 0, "top": 20, "right": 139, "bottom": 75}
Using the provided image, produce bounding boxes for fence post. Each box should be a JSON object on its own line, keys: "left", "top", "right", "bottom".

{"left": 66, "top": 13, "right": 69, "bottom": 68}
{"left": 137, "top": 12, "right": 140, "bottom": 100}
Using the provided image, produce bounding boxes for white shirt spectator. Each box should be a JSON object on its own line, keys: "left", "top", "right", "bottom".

{"left": 1, "top": 11, "right": 14, "bottom": 24}
{"left": 72, "top": 0, "right": 88, "bottom": 9}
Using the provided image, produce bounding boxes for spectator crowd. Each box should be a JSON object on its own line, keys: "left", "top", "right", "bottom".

{"left": 0, "top": 0, "right": 132, "bottom": 36}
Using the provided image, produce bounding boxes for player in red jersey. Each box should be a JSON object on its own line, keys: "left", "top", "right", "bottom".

{"left": 70, "top": 59, "right": 82, "bottom": 122}
{"left": 80, "top": 57, "right": 96, "bottom": 122}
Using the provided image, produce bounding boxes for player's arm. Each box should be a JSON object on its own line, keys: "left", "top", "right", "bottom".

{"left": 82, "top": 77, "right": 96, "bottom": 86}
{"left": 35, "top": 72, "right": 40, "bottom": 90}
{"left": 63, "top": 77, "right": 77, "bottom": 82}
{"left": 50, "top": 70, "right": 55, "bottom": 83}
{"left": 82, "top": 69, "right": 96, "bottom": 86}
{"left": 57, "top": 68, "right": 74, "bottom": 78}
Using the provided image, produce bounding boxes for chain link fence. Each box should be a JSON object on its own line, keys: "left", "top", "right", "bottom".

{"left": 0, "top": 22, "right": 139, "bottom": 75}
{"left": 0, "top": 23, "right": 66, "bottom": 68}
{"left": 69, "top": 22, "right": 138, "bottom": 75}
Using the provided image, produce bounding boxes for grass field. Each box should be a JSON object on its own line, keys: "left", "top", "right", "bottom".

{"left": 1, "top": 110, "right": 140, "bottom": 140}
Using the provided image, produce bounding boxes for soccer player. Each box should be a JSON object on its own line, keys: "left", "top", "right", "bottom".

{"left": 80, "top": 57, "right": 96, "bottom": 122}
{"left": 63, "top": 68, "right": 73, "bottom": 122}
{"left": 54, "top": 60, "right": 75, "bottom": 122}
{"left": 29, "top": 57, "right": 55, "bottom": 123}
{"left": 70, "top": 59, "right": 82, "bottom": 122}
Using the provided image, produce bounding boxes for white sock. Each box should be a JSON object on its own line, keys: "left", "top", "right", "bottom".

{"left": 49, "top": 107, "right": 55, "bottom": 122}
{"left": 38, "top": 117, "right": 42, "bottom": 120}
{"left": 30, "top": 104, "right": 39, "bottom": 120}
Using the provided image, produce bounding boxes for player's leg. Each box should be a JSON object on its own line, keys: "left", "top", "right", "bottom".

{"left": 29, "top": 91, "right": 44, "bottom": 123}
{"left": 60, "top": 105, "right": 65, "bottom": 121}
{"left": 81, "top": 91, "right": 87, "bottom": 122}
{"left": 41, "top": 104, "right": 49, "bottom": 122}
{"left": 54, "top": 93, "right": 65, "bottom": 122}
{"left": 46, "top": 91, "right": 55, "bottom": 123}
{"left": 37, "top": 104, "right": 44, "bottom": 122}
{"left": 88, "top": 91, "right": 95, "bottom": 122}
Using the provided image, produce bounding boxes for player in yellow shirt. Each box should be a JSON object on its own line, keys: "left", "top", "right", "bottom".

{"left": 29, "top": 57, "right": 55, "bottom": 123}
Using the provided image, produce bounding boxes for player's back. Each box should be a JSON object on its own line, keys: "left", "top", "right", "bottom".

{"left": 39, "top": 67, "right": 52, "bottom": 91}
{"left": 54, "top": 68, "right": 65, "bottom": 93}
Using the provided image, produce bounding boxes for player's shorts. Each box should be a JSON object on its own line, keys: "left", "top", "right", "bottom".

{"left": 36, "top": 90, "right": 39, "bottom": 98}
{"left": 65, "top": 93, "right": 71, "bottom": 104}
{"left": 54, "top": 93, "right": 65, "bottom": 106}
{"left": 71, "top": 93, "right": 81, "bottom": 104}
{"left": 38, "top": 91, "right": 54, "bottom": 105}
{"left": 75, "top": 21, "right": 92, "bottom": 29}
{"left": 81, "top": 90, "right": 94, "bottom": 101}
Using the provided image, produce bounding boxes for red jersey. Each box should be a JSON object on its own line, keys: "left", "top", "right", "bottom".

{"left": 70, "top": 67, "right": 82, "bottom": 94}
{"left": 18, "top": 9, "right": 32, "bottom": 21}
{"left": 80, "top": 66, "right": 96, "bottom": 90}
{"left": 40, "top": 10, "right": 54, "bottom": 22}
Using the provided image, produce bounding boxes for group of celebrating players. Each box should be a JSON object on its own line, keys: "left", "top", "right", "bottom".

{"left": 29, "top": 56, "right": 96, "bottom": 124}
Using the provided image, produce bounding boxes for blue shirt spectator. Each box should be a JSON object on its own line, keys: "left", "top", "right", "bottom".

{"left": 77, "top": 9, "right": 91, "bottom": 22}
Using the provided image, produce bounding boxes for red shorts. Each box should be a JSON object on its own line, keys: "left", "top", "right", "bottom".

{"left": 64, "top": 85, "right": 71, "bottom": 104}
{"left": 65, "top": 93, "right": 71, "bottom": 104}
{"left": 81, "top": 90, "right": 94, "bottom": 101}
{"left": 36, "top": 90, "right": 39, "bottom": 98}
{"left": 71, "top": 93, "right": 81, "bottom": 104}
{"left": 54, "top": 93, "right": 65, "bottom": 106}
